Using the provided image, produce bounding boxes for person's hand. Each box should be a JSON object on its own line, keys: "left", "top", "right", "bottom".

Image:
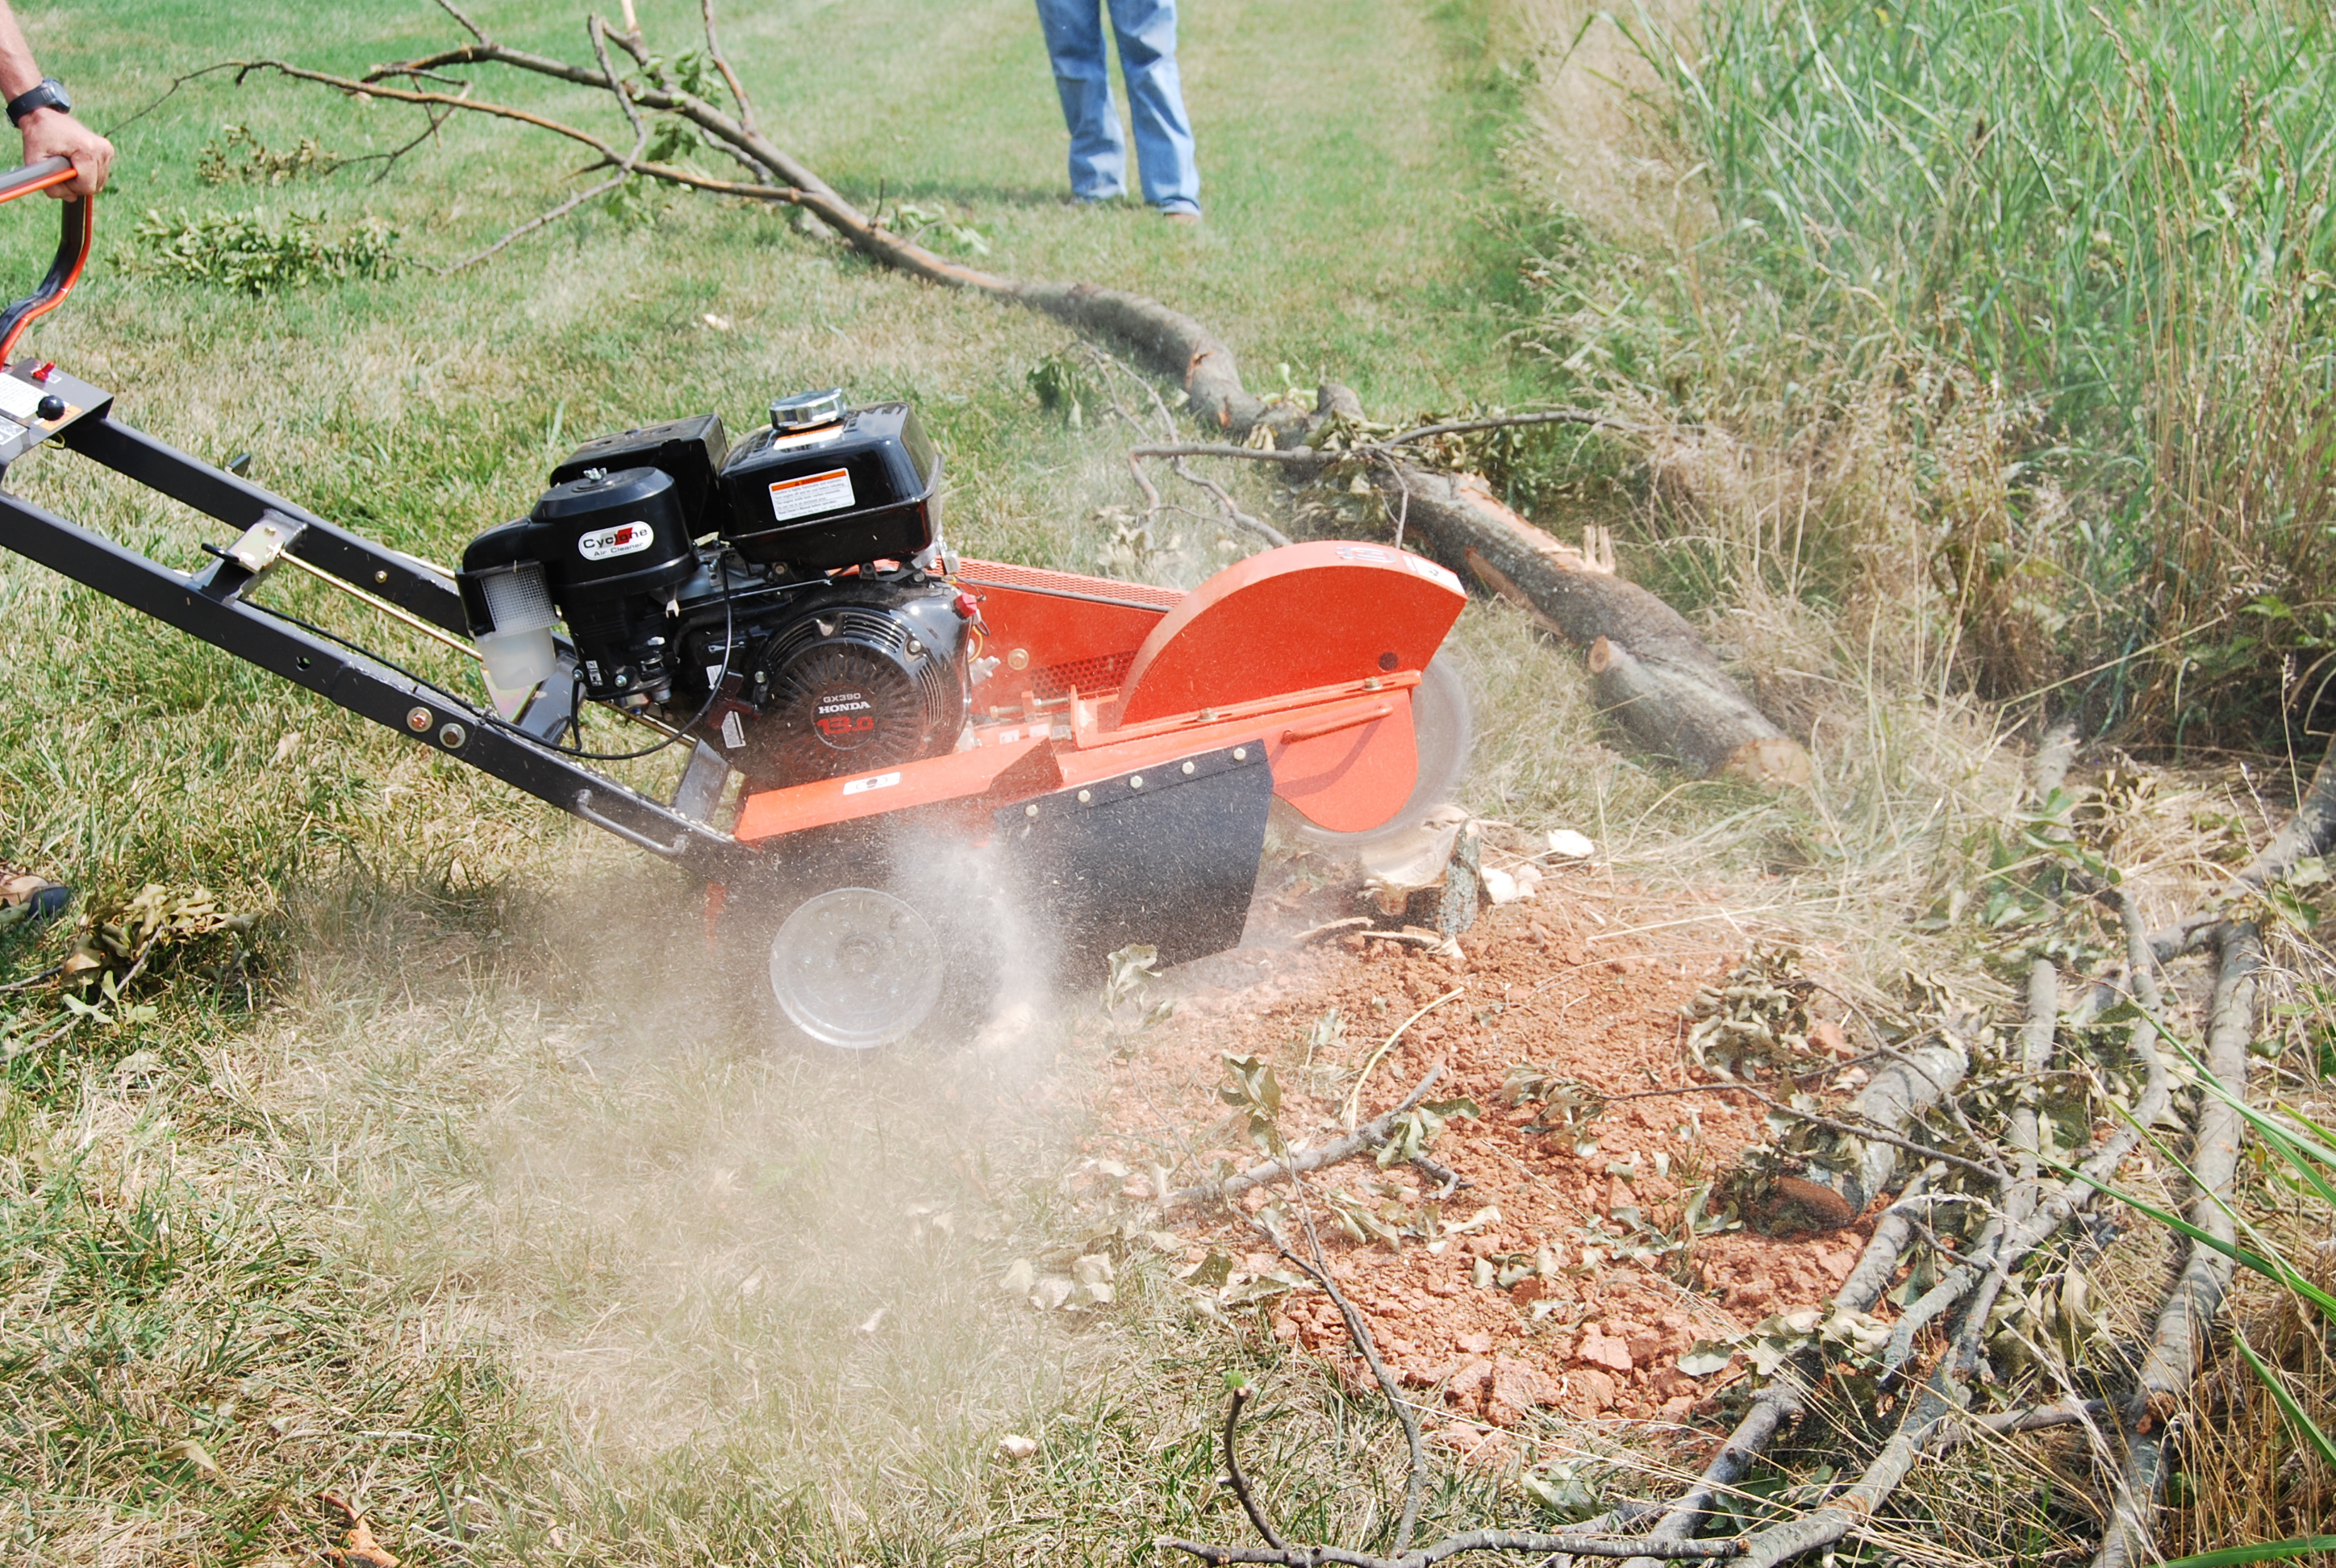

{"left": 19, "top": 106, "right": 109, "bottom": 197}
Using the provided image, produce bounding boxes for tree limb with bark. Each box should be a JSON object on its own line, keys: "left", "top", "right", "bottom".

{"left": 225, "top": 8, "right": 2336, "bottom": 1559}
{"left": 232, "top": 0, "right": 1810, "bottom": 786}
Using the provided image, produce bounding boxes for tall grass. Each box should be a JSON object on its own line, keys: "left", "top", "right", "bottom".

{"left": 1534, "top": 0, "right": 2336, "bottom": 745}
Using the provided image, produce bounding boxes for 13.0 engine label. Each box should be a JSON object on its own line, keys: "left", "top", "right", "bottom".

{"left": 578, "top": 521, "right": 656, "bottom": 561}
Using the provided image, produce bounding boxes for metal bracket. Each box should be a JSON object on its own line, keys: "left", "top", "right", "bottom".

{"left": 225, "top": 510, "right": 304, "bottom": 580}
{"left": 670, "top": 740, "right": 731, "bottom": 825}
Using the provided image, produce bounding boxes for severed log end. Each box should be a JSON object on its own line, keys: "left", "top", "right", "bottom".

{"left": 1447, "top": 498, "right": 1809, "bottom": 786}
{"left": 1583, "top": 633, "right": 1812, "bottom": 787}
{"left": 1722, "top": 736, "right": 1815, "bottom": 790}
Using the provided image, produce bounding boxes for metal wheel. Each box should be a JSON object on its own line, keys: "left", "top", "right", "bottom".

{"left": 767, "top": 886, "right": 944, "bottom": 1049}
{"left": 1287, "top": 652, "right": 1475, "bottom": 849}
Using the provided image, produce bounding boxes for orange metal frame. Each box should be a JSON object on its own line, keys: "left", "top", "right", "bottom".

{"left": 732, "top": 540, "right": 1467, "bottom": 846}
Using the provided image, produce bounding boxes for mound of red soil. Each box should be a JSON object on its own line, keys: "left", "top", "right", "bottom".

{"left": 1078, "top": 862, "right": 1867, "bottom": 1432}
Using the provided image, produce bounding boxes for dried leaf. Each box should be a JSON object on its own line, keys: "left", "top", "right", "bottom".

{"left": 334, "top": 1517, "right": 399, "bottom": 1568}
{"left": 1183, "top": 1250, "right": 1233, "bottom": 1289}
{"left": 1677, "top": 1341, "right": 1734, "bottom": 1377}
{"left": 160, "top": 1437, "right": 220, "bottom": 1475}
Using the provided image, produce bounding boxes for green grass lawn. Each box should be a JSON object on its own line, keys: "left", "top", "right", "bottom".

{"left": 0, "top": 3, "right": 1596, "bottom": 1562}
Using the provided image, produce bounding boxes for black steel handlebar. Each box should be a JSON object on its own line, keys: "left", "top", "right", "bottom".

{"left": 0, "top": 156, "right": 91, "bottom": 365}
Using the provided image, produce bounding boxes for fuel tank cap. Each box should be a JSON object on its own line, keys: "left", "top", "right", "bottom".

{"left": 770, "top": 386, "right": 846, "bottom": 432}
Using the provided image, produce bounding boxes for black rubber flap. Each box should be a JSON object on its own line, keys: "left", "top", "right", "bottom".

{"left": 996, "top": 744, "right": 1272, "bottom": 974}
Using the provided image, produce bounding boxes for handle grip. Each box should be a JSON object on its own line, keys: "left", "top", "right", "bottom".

{"left": 572, "top": 789, "right": 689, "bottom": 857}
{"left": 0, "top": 156, "right": 92, "bottom": 366}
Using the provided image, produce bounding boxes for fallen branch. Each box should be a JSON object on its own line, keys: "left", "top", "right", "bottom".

{"left": 1722, "top": 910, "right": 2176, "bottom": 1568}
{"left": 2147, "top": 726, "right": 2336, "bottom": 958}
{"left": 242, "top": 5, "right": 1808, "bottom": 786}
{"left": 2235, "top": 730, "right": 2336, "bottom": 890}
{"left": 1277, "top": 1177, "right": 1430, "bottom": 1553}
{"left": 1603, "top": 1173, "right": 1933, "bottom": 1566}
{"left": 2092, "top": 920, "right": 2260, "bottom": 1568}
{"left": 1156, "top": 1529, "right": 1747, "bottom": 1566}
{"left": 1163, "top": 1068, "right": 1445, "bottom": 1211}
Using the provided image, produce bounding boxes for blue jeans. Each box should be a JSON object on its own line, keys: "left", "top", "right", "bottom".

{"left": 1036, "top": 0, "right": 1200, "bottom": 214}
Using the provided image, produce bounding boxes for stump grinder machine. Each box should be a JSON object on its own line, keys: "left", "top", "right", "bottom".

{"left": 0, "top": 164, "right": 1471, "bottom": 1047}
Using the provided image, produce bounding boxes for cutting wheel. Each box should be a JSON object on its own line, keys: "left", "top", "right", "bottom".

{"left": 767, "top": 886, "right": 944, "bottom": 1048}
{"left": 1287, "top": 653, "right": 1474, "bottom": 849}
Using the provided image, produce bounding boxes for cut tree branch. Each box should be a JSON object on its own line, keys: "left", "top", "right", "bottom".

{"left": 1156, "top": 1531, "right": 1747, "bottom": 1566}
{"left": 2092, "top": 920, "right": 2260, "bottom": 1568}
{"left": 1163, "top": 1069, "right": 1445, "bottom": 1211}
{"left": 240, "top": 4, "right": 1810, "bottom": 786}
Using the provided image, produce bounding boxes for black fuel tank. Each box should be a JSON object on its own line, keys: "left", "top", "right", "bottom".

{"left": 719, "top": 400, "right": 942, "bottom": 571}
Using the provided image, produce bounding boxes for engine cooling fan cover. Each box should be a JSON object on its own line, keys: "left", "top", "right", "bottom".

{"left": 744, "top": 603, "right": 964, "bottom": 788}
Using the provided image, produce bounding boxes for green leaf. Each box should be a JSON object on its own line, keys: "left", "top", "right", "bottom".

{"left": 2138, "top": 1024, "right": 2336, "bottom": 1206}
{"left": 2231, "top": 1333, "right": 2336, "bottom": 1471}
{"left": 2159, "top": 1537, "right": 2336, "bottom": 1568}
{"left": 2047, "top": 1159, "right": 2336, "bottom": 1321}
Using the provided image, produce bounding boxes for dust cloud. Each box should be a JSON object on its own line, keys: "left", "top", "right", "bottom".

{"left": 277, "top": 828, "right": 1126, "bottom": 1508}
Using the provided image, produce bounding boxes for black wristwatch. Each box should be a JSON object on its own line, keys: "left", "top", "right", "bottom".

{"left": 6, "top": 78, "right": 70, "bottom": 127}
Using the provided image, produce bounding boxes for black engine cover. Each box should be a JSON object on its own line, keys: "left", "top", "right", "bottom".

{"left": 735, "top": 590, "right": 968, "bottom": 790}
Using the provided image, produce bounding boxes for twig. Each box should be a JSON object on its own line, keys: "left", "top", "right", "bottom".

{"left": 337, "top": 103, "right": 457, "bottom": 185}
{"left": 1155, "top": 1531, "right": 1746, "bottom": 1565}
{"left": 1170, "top": 455, "right": 1292, "bottom": 548}
{"left": 432, "top": 0, "right": 489, "bottom": 41}
{"left": 0, "top": 962, "right": 62, "bottom": 993}
{"left": 1128, "top": 442, "right": 1324, "bottom": 467}
{"left": 1284, "top": 1173, "right": 1429, "bottom": 1553}
{"left": 1344, "top": 990, "right": 1463, "bottom": 1130}
{"left": 1378, "top": 453, "right": 1413, "bottom": 550}
{"left": 1128, "top": 450, "right": 1166, "bottom": 516}
{"left": 1370, "top": 1140, "right": 1466, "bottom": 1198}
{"left": 699, "top": 0, "right": 757, "bottom": 134}
{"left": 1378, "top": 409, "right": 1650, "bottom": 448}
{"left": 1163, "top": 1068, "right": 1445, "bottom": 1211}
{"left": 1737, "top": 1084, "right": 2000, "bottom": 1184}
{"left": 437, "top": 172, "right": 631, "bottom": 273}
{"left": 1221, "top": 1386, "right": 1290, "bottom": 1552}
{"left": 588, "top": 15, "right": 647, "bottom": 149}
{"left": 1923, "top": 1399, "right": 2113, "bottom": 1457}
{"left": 97, "top": 60, "right": 244, "bottom": 139}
